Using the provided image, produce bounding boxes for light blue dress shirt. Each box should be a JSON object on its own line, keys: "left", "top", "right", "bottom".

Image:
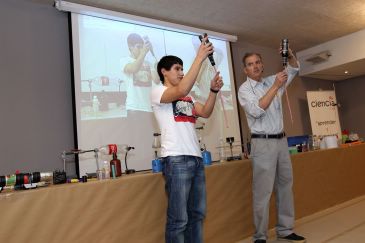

{"left": 238, "top": 64, "right": 299, "bottom": 134}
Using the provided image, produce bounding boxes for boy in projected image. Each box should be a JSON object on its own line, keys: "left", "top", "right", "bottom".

{"left": 150, "top": 36, "right": 223, "bottom": 243}
{"left": 121, "top": 33, "right": 160, "bottom": 113}
{"left": 120, "top": 33, "right": 160, "bottom": 150}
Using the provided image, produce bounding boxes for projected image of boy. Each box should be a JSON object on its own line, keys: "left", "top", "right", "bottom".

{"left": 118, "top": 33, "right": 161, "bottom": 158}
{"left": 120, "top": 33, "right": 160, "bottom": 113}
{"left": 150, "top": 36, "right": 223, "bottom": 243}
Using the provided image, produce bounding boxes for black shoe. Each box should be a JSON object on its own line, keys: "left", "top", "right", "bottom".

{"left": 278, "top": 233, "right": 306, "bottom": 242}
{"left": 254, "top": 240, "right": 266, "bottom": 243}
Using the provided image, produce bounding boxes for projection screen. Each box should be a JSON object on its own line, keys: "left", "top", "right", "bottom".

{"left": 57, "top": 1, "right": 242, "bottom": 176}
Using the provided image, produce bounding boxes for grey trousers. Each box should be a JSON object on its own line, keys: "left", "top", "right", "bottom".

{"left": 251, "top": 137, "right": 294, "bottom": 241}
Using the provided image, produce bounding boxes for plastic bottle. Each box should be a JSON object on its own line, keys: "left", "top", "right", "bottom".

{"left": 97, "top": 144, "right": 128, "bottom": 155}
{"left": 92, "top": 95, "right": 100, "bottom": 113}
{"left": 302, "top": 141, "right": 308, "bottom": 152}
{"left": 152, "top": 158, "right": 162, "bottom": 173}
{"left": 308, "top": 135, "right": 314, "bottom": 151}
{"left": 219, "top": 137, "right": 225, "bottom": 162}
{"left": 110, "top": 153, "right": 122, "bottom": 177}
{"left": 96, "top": 169, "right": 104, "bottom": 180}
{"left": 103, "top": 161, "right": 110, "bottom": 179}
{"left": 312, "top": 135, "right": 319, "bottom": 150}
{"left": 202, "top": 149, "right": 212, "bottom": 166}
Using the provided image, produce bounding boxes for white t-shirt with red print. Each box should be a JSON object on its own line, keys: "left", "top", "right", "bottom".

{"left": 151, "top": 85, "right": 202, "bottom": 158}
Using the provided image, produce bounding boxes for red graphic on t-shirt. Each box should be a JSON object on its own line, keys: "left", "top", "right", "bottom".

{"left": 172, "top": 97, "right": 197, "bottom": 123}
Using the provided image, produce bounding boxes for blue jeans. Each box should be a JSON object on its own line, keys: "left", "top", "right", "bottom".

{"left": 162, "top": 155, "right": 206, "bottom": 243}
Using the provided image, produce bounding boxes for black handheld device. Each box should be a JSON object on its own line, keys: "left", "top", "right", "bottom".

{"left": 281, "top": 38, "right": 289, "bottom": 67}
{"left": 198, "top": 33, "right": 216, "bottom": 66}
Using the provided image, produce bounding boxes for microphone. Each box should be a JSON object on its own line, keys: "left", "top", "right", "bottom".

{"left": 126, "top": 146, "right": 135, "bottom": 151}
{"left": 143, "top": 36, "right": 156, "bottom": 58}
{"left": 281, "top": 38, "right": 289, "bottom": 67}
{"left": 198, "top": 33, "right": 216, "bottom": 66}
{"left": 125, "top": 146, "right": 136, "bottom": 174}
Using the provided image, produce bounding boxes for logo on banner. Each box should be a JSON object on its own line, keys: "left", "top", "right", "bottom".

{"left": 310, "top": 96, "right": 336, "bottom": 108}
{"left": 306, "top": 91, "right": 341, "bottom": 138}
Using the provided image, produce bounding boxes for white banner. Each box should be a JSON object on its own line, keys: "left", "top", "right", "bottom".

{"left": 307, "top": 90, "right": 341, "bottom": 138}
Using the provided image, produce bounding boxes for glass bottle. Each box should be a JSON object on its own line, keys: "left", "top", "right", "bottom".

{"left": 110, "top": 153, "right": 122, "bottom": 177}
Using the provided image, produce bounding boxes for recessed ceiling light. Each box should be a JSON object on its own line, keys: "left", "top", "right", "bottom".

{"left": 344, "top": 70, "right": 349, "bottom": 74}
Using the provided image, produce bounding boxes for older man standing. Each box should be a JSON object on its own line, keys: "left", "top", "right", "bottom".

{"left": 238, "top": 45, "right": 305, "bottom": 243}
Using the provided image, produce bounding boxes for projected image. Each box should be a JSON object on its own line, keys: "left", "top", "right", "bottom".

{"left": 72, "top": 13, "right": 241, "bottom": 176}
{"left": 80, "top": 77, "right": 126, "bottom": 120}
{"left": 120, "top": 33, "right": 160, "bottom": 114}
{"left": 77, "top": 15, "right": 234, "bottom": 121}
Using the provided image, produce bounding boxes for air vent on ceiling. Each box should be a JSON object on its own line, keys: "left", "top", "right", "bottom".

{"left": 305, "top": 51, "right": 331, "bottom": 64}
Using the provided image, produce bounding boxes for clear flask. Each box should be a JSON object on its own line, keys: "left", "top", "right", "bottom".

{"left": 97, "top": 144, "right": 128, "bottom": 155}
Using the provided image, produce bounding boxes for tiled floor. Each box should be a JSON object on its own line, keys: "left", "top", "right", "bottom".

{"left": 236, "top": 195, "right": 365, "bottom": 243}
